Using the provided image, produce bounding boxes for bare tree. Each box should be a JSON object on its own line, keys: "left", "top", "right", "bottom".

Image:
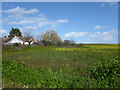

{"left": 39, "top": 30, "right": 62, "bottom": 46}
{"left": 23, "top": 31, "right": 33, "bottom": 45}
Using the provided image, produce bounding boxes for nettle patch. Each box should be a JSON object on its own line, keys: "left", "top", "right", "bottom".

{"left": 90, "top": 58, "right": 120, "bottom": 88}
{"left": 2, "top": 59, "right": 89, "bottom": 88}
{"left": 2, "top": 45, "right": 119, "bottom": 88}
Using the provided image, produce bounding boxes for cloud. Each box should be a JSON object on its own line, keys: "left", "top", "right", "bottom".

{"left": 64, "top": 30, "right": 117, "bottom": 42}
{"left": 21, "top": 26, "right": 37, "bottom": 32}
{"left": 2, "top": 6, "right": 70, "bottom": 37}
{"left": 101, "top": 4, "right": 105, "bottom": 7}
{"left": 108, "top": 2, "right": 118, "bottom": 8}
{"left": 3, "top": 7, "right": 69, "bottom": 30}
{"left": 3, "top": 7, "right": 39, "bottom": 19}
{"left": 8, "top": 20, "right": 36, "bottom": 25}
{"left": 38, "top": 13, "right": 45, "bottom": 17}
{"left": 6, "top": 14, "right": 58, "bottom": 27}
{"left": 0, "top": 29, "right": 8, "bottom": 36}
{"left": 38, "top": 21, "right": 57, "bottom": 27}
{"left": 64, "top": 32, "right": 87, "bottom": 38}
{"left": 101, "top": 2, "right": 118, "bottom": 8}
{"left": 20, "top": 26, "right": 38, "bottom": 36}
{"left": 94, "top": 25, "right": 109, "bottom": 30}
{"left": 4, "top": 7, "right": 39, "bottom": 14}
{"left": 90, "top": 30, "right": 117, "bottom": 42}
{"left": 56, "top": 19, "right": 69, "bottom": 23}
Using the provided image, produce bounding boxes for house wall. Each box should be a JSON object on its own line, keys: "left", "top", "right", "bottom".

{"left": 24, "top": 42, "right": 33, "bottom": 45}
{"left": 29, "top": 37, "right": 37, "bottom": 43}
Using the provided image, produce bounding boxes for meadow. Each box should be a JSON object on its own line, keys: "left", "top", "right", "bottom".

{"left": 2, "top": 44, "right": 120, "bottom": 88}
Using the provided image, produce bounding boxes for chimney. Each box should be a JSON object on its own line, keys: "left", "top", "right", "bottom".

{"left": 4, "top": 36, "right": 7, "bottom": 38}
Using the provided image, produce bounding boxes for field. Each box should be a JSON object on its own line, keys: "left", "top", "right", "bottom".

{"left": 2, "top": 44, "right": 120, "bottom": 88}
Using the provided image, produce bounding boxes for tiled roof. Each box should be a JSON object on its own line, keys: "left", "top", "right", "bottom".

{"left": 2, "top": 36, "right": 34, "bottom": 43}
{"left": 17, "top": 36, "right": 33, "bottom": 42}
{"left": 2, "top": 37, "right": 13, "bottom": 43}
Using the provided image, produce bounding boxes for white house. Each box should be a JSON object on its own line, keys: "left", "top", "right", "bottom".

{"left": 2, "top": 36, "right": 37, "bottom": 45}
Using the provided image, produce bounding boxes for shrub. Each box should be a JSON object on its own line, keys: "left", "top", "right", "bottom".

{"left": 13, "top": 43, "right": 21, "bottom": 47}
{"left": 90, "top": 58, "right": 120, "bottom": 88}
{"left": 2, "top": 58, "right": 91, "bottom": 88}
{"left": 42, "top": 40, "right": 53, "bottom": 46}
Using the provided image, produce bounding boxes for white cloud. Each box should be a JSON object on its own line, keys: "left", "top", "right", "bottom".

{"left": 101, "top": 4, "right": 105, "bottom": 7}
{"left": 21, "top": 26, "right": 37, "bottom": 31}
{"left": 38, "top": 21, "right": 57, "bottom": 27}
{"left": 64, "top": 32, "right": 87, "bottom": 38}
{"left": 64, "top": 30, "right": 117, "bottom": 42}
{"left": 6, "top": 15, "right": 58, "bottom": 28}
{"left": 2, "top": 7, "right": 69, "bottom": 37}
{"left": 90, "top": 30, "right": 117, "bottom": 42}
{"left": 8, "top": 20, "right": 36, "bottom": 25}
{"left": 56, "top": 19, "right": 69, "bottom": 23}
{"left": 3, "top": 7, "right": 39, "bottom": 19}
{"left": 38, "top": 13, "right": 45, "bottom": 17}
{"left": 108, "top": 2, "right": 118, "bottom": 8}
{"left": 94, "top": 25, "right": 109, "bottom": 30}
{"left": 0, "top": 29, "right": 8, "bottom": 36}
{"left": 4, "top": 7, "right": 39, "bottom": 14}
{"left": 20, "top": 26, "right": 38, "bottom": 36}
{"left": 3, "top": 7, "right": 69, "bottom": 30}
{"left": 101, "top": 2, "right": 118, "bottom": 8}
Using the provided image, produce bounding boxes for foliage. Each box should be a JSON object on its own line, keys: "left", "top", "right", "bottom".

{"left": 2, "top": 44, "right": 119, "bottom": 88}
{"left": 8, "top": 28, "right": 22, "bottom": 37}
{"left": 41, "top": 40, "right": 53, "bottom": 46}
{"left": 40, "top": 30, "right": 62, "bottom": 45}
{"left": 2, "top": 58, "right": 89, "bottom": 88}
{"left": 90, "top": 58, "right": 120, "bottom": 88}
{"left": 23, "top": 32, "right": 33, "bottom": 37}
{"left": 13, "top": 43, "right": 21, "bottom": 47}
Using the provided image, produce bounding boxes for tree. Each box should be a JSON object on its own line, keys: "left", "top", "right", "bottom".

{"left": 23, "top": 31, "right": 32, "bottom": 37}
{"left": 40, "top": 30, "right": 62, "bottom": 45}
{"left": 8, "top": 28, "right": 22, "bottom": 37}
{"left": 23, "top": 31, "right": 33, "bottom": 45}
{"left": 36, "top": 33, "right": 43, "bottom": 41}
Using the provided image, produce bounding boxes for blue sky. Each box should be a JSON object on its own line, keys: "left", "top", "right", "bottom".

{"left": 1, "top": 2, "right": 118, "bottom": 43}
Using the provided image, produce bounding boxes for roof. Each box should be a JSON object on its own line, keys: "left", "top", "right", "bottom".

{"left": 2, "top": 37, "right": 13, "bottom": 43}
{"left": 17, "top": 36, "right": 33, "bottom": 42}
{"left": 2, "top": 36, "right": 36, "bottom": 43}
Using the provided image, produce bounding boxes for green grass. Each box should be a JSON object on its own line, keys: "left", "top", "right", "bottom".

{"left": 2, "top": 44, "right": 120, "bottom": 88}
{"left": 3, "top": 58, "right": 94, "bottom": 88}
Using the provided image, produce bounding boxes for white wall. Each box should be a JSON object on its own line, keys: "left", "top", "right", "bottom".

{"left": 24, "top": 42, "right": 33, "bottom": 45}
{"left": 7, "top": 36, "right": 24, "bottom": 44}
{"left": 4, "top": 36, "right": 35, "bottom": 45}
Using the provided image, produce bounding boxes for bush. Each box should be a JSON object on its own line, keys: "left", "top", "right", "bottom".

{"left": 42, "top": 40, "right": 53, "bottom": 46}
{"left": 13, "top": 43, "right": 21, "bottom": 47}
{"left": 90, "top": 58, "right": 120, "bottom": 88}
{"left": 2, "top": 58, "right": 91, "bottom": 88}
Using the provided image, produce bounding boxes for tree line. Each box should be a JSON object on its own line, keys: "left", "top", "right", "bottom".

{"left": 6, "top": 28, "right": 76, "bottom": 46}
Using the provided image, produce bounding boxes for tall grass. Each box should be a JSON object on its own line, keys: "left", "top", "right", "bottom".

{"left": 2, "top": 44, "right": 120, "bottom": 88}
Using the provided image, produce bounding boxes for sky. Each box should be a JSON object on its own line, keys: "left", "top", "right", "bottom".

{"left": 1, "top": 2, "right": 119, "bottom": 43}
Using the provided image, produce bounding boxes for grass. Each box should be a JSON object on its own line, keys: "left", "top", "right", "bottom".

{"left": 3, "top": 58, "right": 93, "bottom": 88}
{"left": 2, "top": 44, "right": 120, "bottom": 88}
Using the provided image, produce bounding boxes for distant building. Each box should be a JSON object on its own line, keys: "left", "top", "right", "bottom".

{"left": 2, "top": 36, "right": 37, "bottom": 45}
{"left": 63, "top": 40, "right": 71, "bottom": 44}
